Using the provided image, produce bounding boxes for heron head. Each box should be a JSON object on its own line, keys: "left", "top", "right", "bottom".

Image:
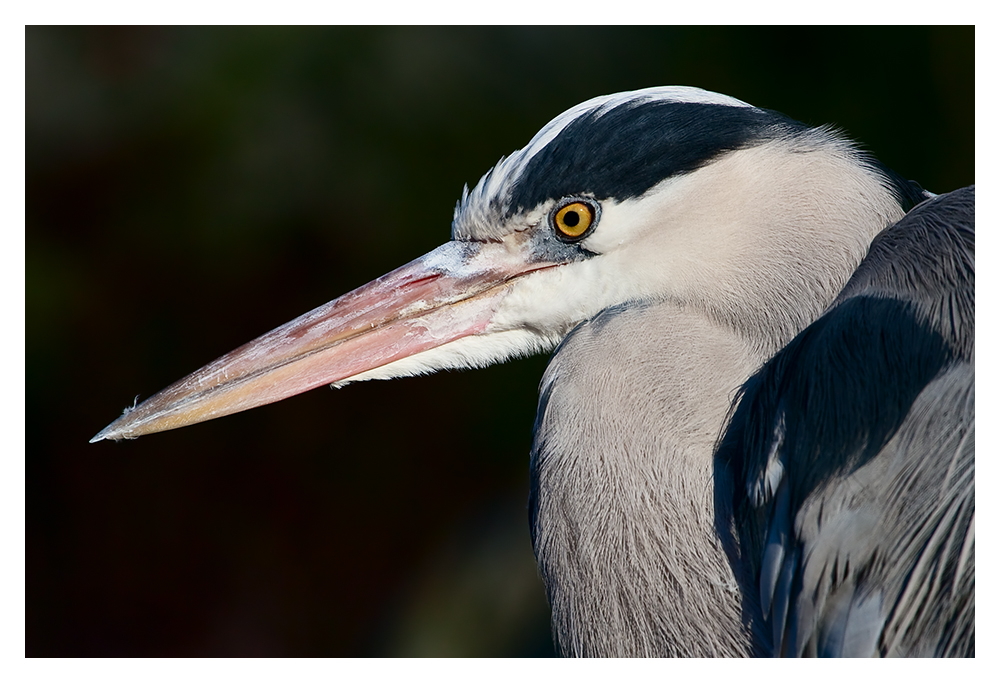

{"left": 92, "top": 86, "right": 910, "bottom": 441}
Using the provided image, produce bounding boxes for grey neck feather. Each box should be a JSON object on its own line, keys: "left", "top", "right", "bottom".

{"left": 531, "top": 303, "right": 764, "bottom": 656}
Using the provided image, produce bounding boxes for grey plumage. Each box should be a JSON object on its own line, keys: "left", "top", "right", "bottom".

{"left": 93, "top": 87, "right": 974, "bottom": 657}
{"left": 717, "top": 187, "right": 975, "bottom": 656}
{"left": 531, "top": 301, "right": 762, "bottom": 656}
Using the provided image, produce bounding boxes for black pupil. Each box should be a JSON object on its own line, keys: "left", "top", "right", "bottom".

{"left": 563, "top": 210, "right": 580, "bottom": 227}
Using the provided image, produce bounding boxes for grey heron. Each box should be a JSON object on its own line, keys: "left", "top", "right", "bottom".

{"left": 92, "top": 86, "right": 974, "bottom": 657}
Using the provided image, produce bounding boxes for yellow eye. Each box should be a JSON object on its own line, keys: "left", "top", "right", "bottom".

{"left": 553, "top": 201, "right": 595, "bottom": 240}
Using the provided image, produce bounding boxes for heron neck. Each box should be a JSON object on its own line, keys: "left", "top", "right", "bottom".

{"left": 530, "top": 300, "right": 766, "bottom": 656}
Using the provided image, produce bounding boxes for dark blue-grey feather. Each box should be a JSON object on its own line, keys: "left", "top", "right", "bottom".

{"left": 759, "top": 477, "right": 790, "bottom": 619}
{"left": 508, "top": 102, "right": 796, "bottom": 213}
{"left": 508, "top": 99, "right": 927, "bottom": 217}
{"left": 716, "top": 186, "right": 974, "bottom": 656}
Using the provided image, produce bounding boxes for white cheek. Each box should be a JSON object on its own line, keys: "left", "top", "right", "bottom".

{"left": 581, "top": 175, "right": 691, "bottom": 255}
{"left": 486, "top": 180, "right": 701, "bottom": 335}
{"left": 488, "top": 255, "right": 646, "bottom": 337}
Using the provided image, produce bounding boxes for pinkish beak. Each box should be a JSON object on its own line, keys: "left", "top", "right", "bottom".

{"left": 92, "top": 239, "right": 559, "bottom": 442}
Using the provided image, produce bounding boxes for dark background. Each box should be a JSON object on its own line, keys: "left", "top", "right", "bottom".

{"left": 26, "top": 26, "right": 974, "bottom": 656}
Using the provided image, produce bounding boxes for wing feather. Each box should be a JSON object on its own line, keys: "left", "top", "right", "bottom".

{"left": 716, "top": 186, "right": 974, "bottom": 657}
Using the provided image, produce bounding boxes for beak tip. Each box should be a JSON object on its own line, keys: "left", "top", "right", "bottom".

{"left": 90, "top": 414, "right": 135, "bottom": 443}
{"left": 89, "top": 424, "right": 117, "bottom": 443}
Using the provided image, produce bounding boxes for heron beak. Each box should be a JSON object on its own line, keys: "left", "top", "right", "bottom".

{"left": 92, "top": 239, "right": 558, "bottom": 442}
